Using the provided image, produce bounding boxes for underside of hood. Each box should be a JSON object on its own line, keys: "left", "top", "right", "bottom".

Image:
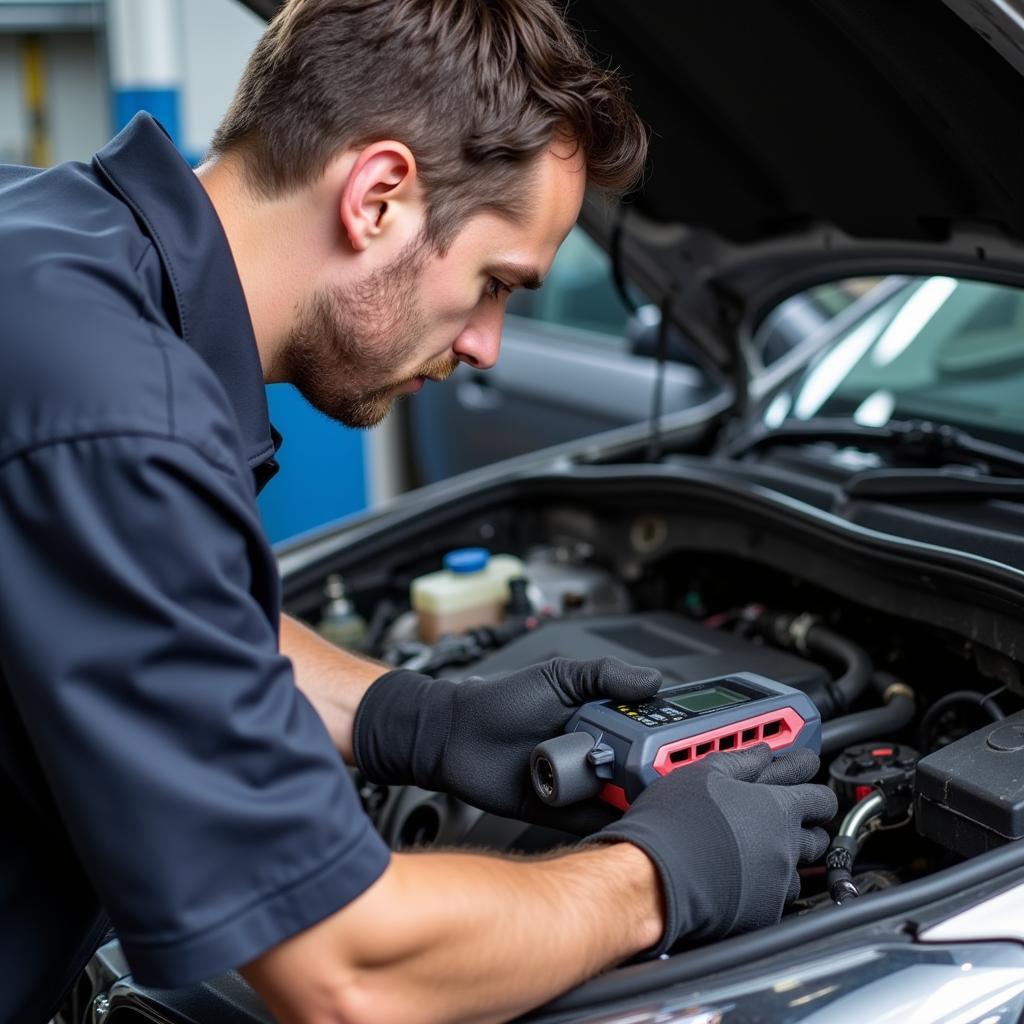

{"left": 566, "top": 0, "right": 1024, "bottom": 372}
{"left": 570, "top": 0, "right": 1024, "bottom": 246}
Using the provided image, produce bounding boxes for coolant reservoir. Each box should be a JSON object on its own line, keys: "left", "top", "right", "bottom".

{"left": 411, "top": 548, "right": 524, "bottom": 642}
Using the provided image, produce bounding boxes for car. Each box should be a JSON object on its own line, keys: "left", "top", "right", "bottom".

{"left": 57, "top": 1, "right": 1024, "bottom": 1022}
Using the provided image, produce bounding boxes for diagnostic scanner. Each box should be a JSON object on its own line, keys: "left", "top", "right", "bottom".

{"left": 531, "top": 672, "right": 821, "bottom": 809}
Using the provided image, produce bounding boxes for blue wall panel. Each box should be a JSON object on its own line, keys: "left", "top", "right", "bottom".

{"left": 113, "top": 88, "right": 181, "bottom": 143}
{"left": 258, "top": 384, "right": 368, "bottom": 544}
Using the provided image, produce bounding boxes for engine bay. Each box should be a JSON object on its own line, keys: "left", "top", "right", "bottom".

{"left": 287, "top": 485, "right": 1024, "bottom": 939}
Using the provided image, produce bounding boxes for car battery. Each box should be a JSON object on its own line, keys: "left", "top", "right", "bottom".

{"left": 915, "top": 710, "right": 1024, "bottom": 858}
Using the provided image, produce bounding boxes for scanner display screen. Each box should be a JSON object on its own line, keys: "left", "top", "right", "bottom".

{"left": 666, "top": 685, "right": 748, "bottom": 714}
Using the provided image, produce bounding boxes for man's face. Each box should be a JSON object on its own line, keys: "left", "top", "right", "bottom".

{"left": 280, "top": 141, "right": 587, "bottom": 428}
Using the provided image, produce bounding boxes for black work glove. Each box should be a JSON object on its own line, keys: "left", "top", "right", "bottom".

{"left": 353, "top": 657, "right": 661, "bottom": 833}
{"left": 586, "top": 744, "right": 837, "bottom": 953}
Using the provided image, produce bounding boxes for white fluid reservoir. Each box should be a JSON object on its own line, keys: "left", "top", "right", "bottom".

{"left": 411, "top": 548, "right": 524, "bottom": 643}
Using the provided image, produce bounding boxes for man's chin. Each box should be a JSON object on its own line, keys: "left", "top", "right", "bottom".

{"left": 345, "top": 398, "right": 396, "bottom": 430}
{"left": 303, "top": 372, "right": 444, "bottom": 429}
{"left": 308, "top": 392, "right": 394, "bottom": 430}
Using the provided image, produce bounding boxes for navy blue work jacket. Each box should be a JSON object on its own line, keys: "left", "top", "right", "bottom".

{"left": 0, "top": 115, "right": 390, "bottom": 1024}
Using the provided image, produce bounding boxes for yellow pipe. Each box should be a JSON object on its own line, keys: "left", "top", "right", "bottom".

{"left": 21, "top": 36, "right": 50, "bottom": 167}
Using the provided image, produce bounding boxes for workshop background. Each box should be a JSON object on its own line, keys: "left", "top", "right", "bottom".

{"left": 0, "top": 0, "right": 398, "bottom": 542}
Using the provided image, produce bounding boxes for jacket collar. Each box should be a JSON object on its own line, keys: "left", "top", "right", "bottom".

{"left": 92, "top": 114, "right": 279, "bottom": 483}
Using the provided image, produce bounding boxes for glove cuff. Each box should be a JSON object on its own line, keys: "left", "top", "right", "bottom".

{"left": 578, "top": 831, "right": 680, "bottom": 958}
{"left": 353, "top": 669, "right": 455, "bottom": 789}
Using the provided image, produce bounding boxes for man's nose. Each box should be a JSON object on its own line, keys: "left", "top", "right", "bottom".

{"left": 452, "top": 307, "right": 503, "bottom": 370}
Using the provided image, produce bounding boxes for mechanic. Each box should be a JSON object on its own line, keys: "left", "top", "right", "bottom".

{"left": 0, "top": 2, "right": 838, "bottom": 1022}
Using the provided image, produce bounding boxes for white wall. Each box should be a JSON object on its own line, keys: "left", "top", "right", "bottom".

{"left": 179, "top": 0, "right": 263, "bottom": 159}
{"left": 0, "top": 36, "right": 24, "bottom": 163}
{"left": 0, "top": 30, "right": 106, "bottom": 165}
{"left": 47, "top": 32, "right": 107, "bottom": 162}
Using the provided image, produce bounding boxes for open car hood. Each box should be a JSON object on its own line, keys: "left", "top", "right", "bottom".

{"left": 566, "top": 0, "right": 1024, "bottom": 378}
{"left": 238, "top": 0, "right": 1024, "bottom": 377}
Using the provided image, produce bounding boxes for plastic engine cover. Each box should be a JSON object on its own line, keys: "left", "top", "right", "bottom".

{"left": 449, "top": 612, "right": 832, "bottom": 710}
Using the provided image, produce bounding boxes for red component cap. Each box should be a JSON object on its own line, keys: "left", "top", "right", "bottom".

{"left": 871, "top": 747, "right": 894, "bottom": 758}
{"left": 854, "top": 785, "right": 874, "bottom": 802}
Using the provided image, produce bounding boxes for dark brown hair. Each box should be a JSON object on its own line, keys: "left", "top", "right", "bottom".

{"left": 210, "top": 0, "right": 647, "bottom": 248}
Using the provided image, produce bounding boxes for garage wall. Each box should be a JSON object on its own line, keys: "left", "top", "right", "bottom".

{"left": 0, "top": 27, "right": 107, "bottom": 165}
{"left": 0, "top": 35, "right": 23, "bottom": 162}
{"left": 46, "top": 31, "right": 107, "bottom": 162}
{"left": 178, "top": 0, "right": 262, "bottom": 162}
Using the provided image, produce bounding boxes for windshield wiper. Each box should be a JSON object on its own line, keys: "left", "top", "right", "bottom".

{"left": 720, "top": 417, "right": 1024, "bottom": 480}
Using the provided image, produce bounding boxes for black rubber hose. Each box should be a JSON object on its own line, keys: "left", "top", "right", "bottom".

{"left": 918, "top": 689, "right": 1005, "bottom": 752}
{"left": 750, "top": 611, "right": 873, "bottom": 717}
{"left": 821, "top": 697, "right": 915, "bottom": 756}
{"left": 803, "top": 623, "right": 873, "bottom": 714}
{"left": 820, "top": 672, "right": 916, "bottom": 757}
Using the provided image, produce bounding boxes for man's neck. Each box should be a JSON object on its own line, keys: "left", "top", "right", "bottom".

{"left": 195, "top": 157, "right": 308, "bottom": 383}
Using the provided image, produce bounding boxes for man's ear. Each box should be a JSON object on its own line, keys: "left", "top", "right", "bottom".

{"left": 339, "top": 141, "right": 419, "bottom": 252}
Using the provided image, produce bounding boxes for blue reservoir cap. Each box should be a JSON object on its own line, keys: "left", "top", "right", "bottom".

{"left": 444, "top": 547, "right": 491, "bottom": 573}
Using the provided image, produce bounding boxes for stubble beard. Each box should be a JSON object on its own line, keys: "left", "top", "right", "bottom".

{"left": 280, "top": 237, "right": 459, "bottom": 428}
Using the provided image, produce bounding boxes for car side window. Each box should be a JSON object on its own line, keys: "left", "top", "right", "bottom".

{"left": 506, "top": 226, "right": 636, "bottom": 344}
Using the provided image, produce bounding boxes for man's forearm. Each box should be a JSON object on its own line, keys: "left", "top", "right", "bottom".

{"left": 280, "top": 613, "right": 387, "bottom": 762}
{"left": 242, "top": 842, "right": 664, "bottom": 1024}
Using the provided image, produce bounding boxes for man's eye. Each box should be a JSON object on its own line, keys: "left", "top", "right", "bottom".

{"left": 486, "top": 277, "right": 513, "bottom": 300}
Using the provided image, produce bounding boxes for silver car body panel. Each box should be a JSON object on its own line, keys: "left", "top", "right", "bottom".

{"left": 920, "top": 883, "right": 1024, "bottom": 945}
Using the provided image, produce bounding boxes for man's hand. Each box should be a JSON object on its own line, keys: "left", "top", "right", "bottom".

{"left": 588, "top": 744, "right": 838, "bottom": 951}
{"left": 353, "top": 657, "right": 661, "bottom": 833}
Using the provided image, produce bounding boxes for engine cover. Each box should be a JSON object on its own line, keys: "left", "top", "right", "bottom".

{"left": 452, "top": 612, "right": 833, "bottom": 713}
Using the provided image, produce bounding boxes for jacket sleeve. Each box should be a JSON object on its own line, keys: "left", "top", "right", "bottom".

{"left": 0, "top": 432, "right": 390, "bottom": 987}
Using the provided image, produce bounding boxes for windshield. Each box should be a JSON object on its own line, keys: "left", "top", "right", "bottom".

{"left": 765, "top": 277, "right": 1024, "bottom": 451}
